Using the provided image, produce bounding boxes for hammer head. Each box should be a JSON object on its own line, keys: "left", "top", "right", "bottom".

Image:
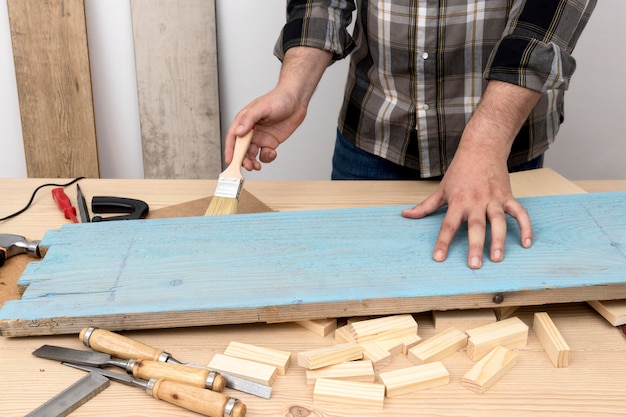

{"left": 0, "top": 233, "right": 41, "bottom": 267}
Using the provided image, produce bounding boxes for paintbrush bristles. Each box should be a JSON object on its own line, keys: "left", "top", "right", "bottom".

{"left": 205, "top": 196, "right": 240, "bottom": 216}
{"left": 204, "top": 130, "right": 254, "bottom": 216}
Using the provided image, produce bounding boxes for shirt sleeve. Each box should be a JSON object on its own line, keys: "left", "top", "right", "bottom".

{"left": 486, "top": 0, "right": 597, "bottom": 92}
{"left": 273, "top": 0, "right": 356, "bottom": 62}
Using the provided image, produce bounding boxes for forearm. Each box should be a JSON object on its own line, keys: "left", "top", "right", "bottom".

{"left": 278, "top": 46, "right": 333, "bottom": 109}
{"left": 457, "top": 80, "right": 542, "bottom": 161}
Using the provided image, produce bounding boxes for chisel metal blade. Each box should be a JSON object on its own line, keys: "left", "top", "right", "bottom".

{"left": 33, "top": 345, "right": 114, "bottom": 367}
{"left": 221, "top": 371, "right": 272, "bottom": 399}
{"left": 25, "top": 372, "right": 109, "bottom": 417}
{"left": 63, "top": 362, "right": 146, "bottom": 389}
{"left": 167, "top": 358, "right": 272, "bottom": 399}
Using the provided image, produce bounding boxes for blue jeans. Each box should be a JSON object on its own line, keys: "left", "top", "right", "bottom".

{"left": 331, "top": 129, "right": 543, "bottom": 180}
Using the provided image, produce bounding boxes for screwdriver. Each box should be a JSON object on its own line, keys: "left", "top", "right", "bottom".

{"left": 52, "top": 187, "right": 78, "bottom": 223}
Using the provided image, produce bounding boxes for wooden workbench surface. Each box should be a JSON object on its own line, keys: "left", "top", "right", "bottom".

{"left": 1, "top": 168, "right": 625, "bottom": 417}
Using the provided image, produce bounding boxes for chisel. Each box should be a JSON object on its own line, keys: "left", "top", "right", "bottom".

{"left": 33, "top": 345, "right": 226, "bottom": 392}
{"left": 80, "top": 327, "right": 272, "bottom": 399}
{"left": 64, "top": 363, "right": 246, "bottom": 417}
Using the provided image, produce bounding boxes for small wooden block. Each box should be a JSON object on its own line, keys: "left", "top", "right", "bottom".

{"left": 466, "top": 317, "right": 528, "bottom": 361}
{"left": 407, "top": 327, "right": 468, "bottom": 365}
{"left": 587, "top": 300, "right": 626, "bottom": 326}
{"left": 223, "top": 341, "right": 292, "bottom": 375}
{"left": 533, "top": 312, "right": 570, "bottom": 368}
{"left": 433, "top": 309, "right": 497, "bottom": 331}
{"left": 350, "top": 314, "right": 418, "bottom": 344}
{"left": 495, "top": 306, "right": 520, "bottom": 320}
{"left": 334, "top": 325, "right": 356, "bottom": 343}
{"left": 379, "top": 361, "right": 450, "bottom": 397}
{"left": 375, "top": 338, "right": 405, "bottom": 357}
{"left": 313, "top": 378, "right": 385, "bottom": 409}
{"left": 306, "top": 360, "right": 375, "bottom": 385}
{"left": 462, "top": 345, "right": 518, "bottom": 394}
{"left": 347, "top": 316, "right": 372, "bottom": 325}
{"left": 208, "top": 353, "right": 277, "bottom": 386}
{"left": 295, "top": 318, "right": 338, "bottom": 337}
{"left": 298, "top": 343, "right": 364, "bottom": 370}
{"left": 362, "top": 343, "right": 392, "bottom": 371}
{"left": 399, "top": 334, "right": 422, "bottom": 354}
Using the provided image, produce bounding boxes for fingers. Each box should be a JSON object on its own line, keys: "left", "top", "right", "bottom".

{"left": 466, "top": 209, "right": 487, "bottom": 269}
{"left": 504, "top": 199, "right": 532, "bottom": 248}
{"left": 405, "top": 194, "right": 532, "bottom": 269}
{"left": 487, "top": 201, "right": 507, "bottom": 264}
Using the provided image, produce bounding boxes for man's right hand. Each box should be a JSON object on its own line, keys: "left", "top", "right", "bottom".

{"left": 224, "top": 46, "right": 333, "bottom": 171}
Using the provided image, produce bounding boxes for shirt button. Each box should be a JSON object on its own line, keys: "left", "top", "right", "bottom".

{"left": 422, "top": 104, "right": 430, "bottom": 110}
{"left": 422, "top": 52, "right": 429, "bottom": 60}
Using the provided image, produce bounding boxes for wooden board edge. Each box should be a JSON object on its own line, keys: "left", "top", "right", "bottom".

{"left": 3, "top": 284, "right": 626, "bottom": 337}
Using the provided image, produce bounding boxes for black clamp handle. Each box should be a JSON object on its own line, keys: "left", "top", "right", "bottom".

{"left": 91, "top": 196, "right": 149, "bottom": 222}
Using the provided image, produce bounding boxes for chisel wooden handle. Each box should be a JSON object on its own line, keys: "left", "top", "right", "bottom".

{"left": 133, "top": 359, "right": 226, "bottom": 392}
{"left": 80, "top": 327, "right": 170, "bottom": 362}
{"left": 149, "top": 379, "right": 246, "bottom": 417}
{"left": 80, "top": 327, "right": 226, "bottom": 391}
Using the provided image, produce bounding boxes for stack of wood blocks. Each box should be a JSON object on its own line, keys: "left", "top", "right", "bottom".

{"left": 293, "top": 310, "right": 572, "bottom": 409}
{"left": 205, "top": 310, "right": 575, "bottom": 409}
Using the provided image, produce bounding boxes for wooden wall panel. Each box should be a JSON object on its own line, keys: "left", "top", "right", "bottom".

{"left": 131, "top": 0, "right": 221, "bottom": 179}
{"left": 7, "top": 0, "right": 99, "bottom": 178}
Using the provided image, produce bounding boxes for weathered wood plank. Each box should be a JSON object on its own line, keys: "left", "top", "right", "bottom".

{"left": 7, "top": 0, "right": 99, "bottom": 178}
{"left": 130, "top": 0, "right": 221, "bottom": 179}
{"left": 1, "top": 191, "right": 626, "bottom": 337}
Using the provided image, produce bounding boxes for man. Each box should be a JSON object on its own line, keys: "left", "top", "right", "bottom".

{"left": 223, "top": 0, "right": 596, "bottom": 268}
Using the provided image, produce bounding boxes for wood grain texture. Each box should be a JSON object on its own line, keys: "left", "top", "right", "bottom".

{"left": 462, "top": 345, "right": 518, "bottom": 394}
{"left": 533, "top": 312, "right": 570, "bottom": 368}
{"left": 7, "top": 0, "right": 99, "bottom": 178}
{"left": 131, "top": 0, "right": 221, "bottom": 179}
{"left": 2, "top": 191, "right": 626, "bottom": 336}
{"left": 1, "top": 304, "right": 626, "bottom": 417}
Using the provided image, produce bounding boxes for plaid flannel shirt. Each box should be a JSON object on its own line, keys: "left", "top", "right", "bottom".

{"left": 275, "top": 0, "right": 596, "bottom": 177}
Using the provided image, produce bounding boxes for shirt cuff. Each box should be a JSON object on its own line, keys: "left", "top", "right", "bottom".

{"left": 273, "top": 18, "right": 355, "bottom": 62}
{"left": 486, "top": 35, "right": 577, "bottom": 93}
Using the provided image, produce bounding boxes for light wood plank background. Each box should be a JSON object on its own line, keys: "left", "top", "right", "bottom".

{"left": 130, "top": 0, "right": 222, "bottom": 179}
{"left": 7, "top": 0, "right": 99, "bottom": 178}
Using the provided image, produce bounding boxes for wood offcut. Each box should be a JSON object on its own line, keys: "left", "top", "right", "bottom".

{"left": 7, "top": 0, "right": 99, "bottom": 178}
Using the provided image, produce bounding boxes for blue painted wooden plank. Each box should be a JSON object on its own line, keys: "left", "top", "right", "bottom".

{"left": 1, "top": 191, "right": 625, "bottom": 336}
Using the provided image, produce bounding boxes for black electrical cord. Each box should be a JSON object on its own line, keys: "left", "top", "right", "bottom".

{"left": 0, "top": 177, "right": 85, "bottom": 222}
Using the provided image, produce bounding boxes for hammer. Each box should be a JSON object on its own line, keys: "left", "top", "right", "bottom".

{"left": 0, "top": 234, "right": 41, "bottom": 267}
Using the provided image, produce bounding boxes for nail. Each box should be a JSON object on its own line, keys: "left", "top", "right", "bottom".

{"left": 470, "top": 256, "right": 481, "bottom": 268}
{"left": 524, "top": 238, "right": 532, "bottom": 248}
{"left": 434, "top": 250, "right": 445, "bottom": 262}
{"left": 493, "top": 249, "right": 503, "bottom": 262}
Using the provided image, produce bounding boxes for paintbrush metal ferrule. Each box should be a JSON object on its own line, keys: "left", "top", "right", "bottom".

{"left": 213, "top": 176, "right": 244, "bottom": 199}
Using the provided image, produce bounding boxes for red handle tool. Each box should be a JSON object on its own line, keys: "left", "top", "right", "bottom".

{"left": 52, "top": 188, "right": 78, "bottom": 224}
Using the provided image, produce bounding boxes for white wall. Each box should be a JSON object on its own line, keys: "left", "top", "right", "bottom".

{"left": 0, "top": 1, "right": 26, "bottom": 178}
{"left": 544, "top": 2, "right": 626, "bottom": 180}
{"left": 0, "top": 1, "right": 623, "bottom": 180}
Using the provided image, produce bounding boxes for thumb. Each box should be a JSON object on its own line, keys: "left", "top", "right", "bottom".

{"left": 401, "top": 192, "right": 445, "bottom": 219}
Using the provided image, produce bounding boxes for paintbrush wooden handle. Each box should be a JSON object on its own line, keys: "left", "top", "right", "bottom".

{"left": 221, "top": 129, "right": 254, "bottom": 178}
{"left": 80, "top": 327, "right": 170, "bottom": 362}
{"left": 150, "top": 379, "right": 246, "bottom": 417}
{"left": 133, "top": 359, "right": 226, "bottom": 392}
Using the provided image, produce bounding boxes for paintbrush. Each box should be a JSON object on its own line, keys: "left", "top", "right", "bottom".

{"left": 205, "top": 129, "right": 254, "bottom": 216}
